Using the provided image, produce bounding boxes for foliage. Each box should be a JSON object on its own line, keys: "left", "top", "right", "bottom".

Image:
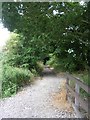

{"left": 72, "top": 71, "right": 90, "bottom": 99}
{"left": 1, "top": 2, "right": 90, "bottom": 97}
{"left": 2, "top": 2, "right": 90, "bottom": 72}
{"left": 2, "top": 32, "right": 45, "bottom": 97}
{"left": 0, "top": 71, "right": 2, "bottom": 98}
{"left": 3, "top": 33, "right": 24, "bottom": 67}
{"left": 35, "top": 61, "right": 44, "bottom": 75}
{"left": 2, "top": 64, "right": 34, "bottom": 97}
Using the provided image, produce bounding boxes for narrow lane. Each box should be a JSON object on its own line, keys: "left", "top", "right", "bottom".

{"left": 0, "top": 67, "right": 77, "bottom": 118}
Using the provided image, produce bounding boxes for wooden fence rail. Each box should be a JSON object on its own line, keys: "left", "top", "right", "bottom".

{"left": 66, "top": 72, "right": 90, "bottom": 118}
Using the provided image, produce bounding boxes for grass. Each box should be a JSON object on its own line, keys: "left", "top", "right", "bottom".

{"left": 2, "top": 65, "right": 34, "bottom": 98}
{"left": 0, "top": 59, "right": 3, "bottom": 98}
{"left": 1, "top": 61, "right": 44, "bottom": 98}
{"left": 70, "top": 70, "right": 90, "bottom": 99}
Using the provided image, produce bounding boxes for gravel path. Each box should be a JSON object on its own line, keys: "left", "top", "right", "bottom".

{"left": 0, "top": 68, "right": 77, "bottom": 119}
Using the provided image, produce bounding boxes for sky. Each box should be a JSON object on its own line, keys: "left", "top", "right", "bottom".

{"left": 0, "top": 23, "right": 10, "bottom": 50}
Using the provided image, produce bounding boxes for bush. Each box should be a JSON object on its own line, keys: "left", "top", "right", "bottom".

{"left": 46, "top": 55, "right": 56, "bottom": 66}
{"left": 31, "top": 69, "right": 37, "bottom": 76}
{"left": 71, "top": 71, "right": 90, "bottom": 99}
{"left": 2, "top": 65, "right": 34, "bottom": 97}
{"left": 35, "top": 61, "right": 44, "bottom": 75}
{"left": 47, "top": 56, "right": 68, "bottom": 72}
{"left": 47, "top": 55, "right": 81, "bottom": 72}
{"left": 76, "top": 71, "right": 90, "bottom": 98}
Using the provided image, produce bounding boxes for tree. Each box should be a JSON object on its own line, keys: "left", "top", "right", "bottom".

{"left": 2, "top": 2, "right": 89, "bottom": 71}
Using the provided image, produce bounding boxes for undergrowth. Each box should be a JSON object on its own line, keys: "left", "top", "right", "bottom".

{"left": 2, "top": 65, "right": 34, "bottom": 98}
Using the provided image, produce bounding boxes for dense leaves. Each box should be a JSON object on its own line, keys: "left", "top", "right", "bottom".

{"left": 2, "top": 2, "right": 89, "bottom": 72}
{"left": 2, "top": 64, "right": 34, "bottom": 97}
{"left": 1, "top": 2, "right": 90, "bottom": 98}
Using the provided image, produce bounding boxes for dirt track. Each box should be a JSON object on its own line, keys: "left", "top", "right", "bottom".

{"left": 0, "top": 67, "right": 77, "bottom": 118}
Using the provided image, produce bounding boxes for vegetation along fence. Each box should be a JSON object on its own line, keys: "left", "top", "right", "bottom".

{"left": 66, "top": 73, "right": 90, "bottom": 118}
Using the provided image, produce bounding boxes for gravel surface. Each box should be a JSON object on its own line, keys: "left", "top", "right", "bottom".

{"left": 0, "top": 68, "right": 77, "bottom": 119}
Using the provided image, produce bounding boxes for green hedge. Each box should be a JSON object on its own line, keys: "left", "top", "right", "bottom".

{"left": 2, "top": 65, "right": 34, "bottom": 97}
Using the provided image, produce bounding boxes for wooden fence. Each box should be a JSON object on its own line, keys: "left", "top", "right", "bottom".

{"left": 66, "top": 72, "right": 90, "bottom": 118}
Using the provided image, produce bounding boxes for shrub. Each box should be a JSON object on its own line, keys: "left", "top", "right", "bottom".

{"left": 2, "top": 65, "right": 34, "bottom": 97}
{"left": 35, "top": 61, "right": 44, "bottom": 75}
{"left": 47, "top": 55, "right": 80, "bottom": 72}
{"left": 46, "top": 55, "right": 56, "bottom": 66}
{"left": 71, "top": 71, "right": 90, "bottom": 99}
{"left": 77, "top": 71, "right": 90, "bottom": 98}
{"left": 31, "top": 69, "right": 37, "bottom": 76}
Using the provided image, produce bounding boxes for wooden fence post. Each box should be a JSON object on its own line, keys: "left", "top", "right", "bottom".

{"left": 75, "top": 83, "right": 80, "bottom": 109}
{"left": 66, "top": 76, "right": 69, "bottom": 100}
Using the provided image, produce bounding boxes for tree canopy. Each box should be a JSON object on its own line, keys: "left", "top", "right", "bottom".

{"left": 2, "top": 2, "right": 90, "bottom": 72}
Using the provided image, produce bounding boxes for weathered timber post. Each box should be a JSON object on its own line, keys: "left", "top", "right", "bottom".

{"left": 75, "top": 83, "right": 80, "bottom": 109}
{"left": 66, "top": 76, "right": 69, "bottom": 100}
